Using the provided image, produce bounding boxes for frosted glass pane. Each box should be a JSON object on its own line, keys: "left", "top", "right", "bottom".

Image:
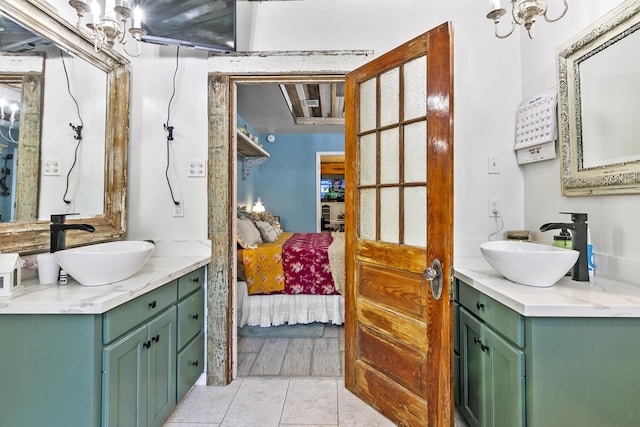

{"left": 380, "top": 187, "right": 399, "bottom": 244}
{"left": 380, "top": 67, "right": 399, "bottom": 127}
{"left": 359, "top": 189, "right": 376, "bottom": 240}
{"left": 404, "top": 55, "right": 427, "bottom": 120}
{"left": 404, "top": 186, "right": 426, "bottom": 247}
{"left": 360, "top": 78, "right": 377, "bottom": 132}
{"left": 380, "top": 129, "right": 399, "bottom": 184}
{"left": 404, "top": 121, "right": 427, "bottom": 183}
{"left": 359, "top": 133, "right": 377, "bottom": 185}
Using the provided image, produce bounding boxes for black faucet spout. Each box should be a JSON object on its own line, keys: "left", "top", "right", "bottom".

{"left": 50, "top": 214, "right": 96, "bottom": 253}
{"left": 539, "top": 213, "right": 589, "bottom": 282}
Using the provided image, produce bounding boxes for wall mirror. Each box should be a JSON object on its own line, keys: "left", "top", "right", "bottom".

{"left": 558, "top": 0, "right": 640, "bottom": 196}
{"left": 0, "top": 0, "right": 129, "bottom": 254}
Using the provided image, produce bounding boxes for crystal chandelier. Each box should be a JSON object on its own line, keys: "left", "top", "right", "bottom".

{"left": 68, "top": 0, "right": 146, "bottom": 56}
{"left": 487, "top": 0, "right": 568, "bottom": 39}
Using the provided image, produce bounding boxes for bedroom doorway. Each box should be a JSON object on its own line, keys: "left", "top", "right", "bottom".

{"left": 317, "top": 151, "right": 345, "bottom": 233}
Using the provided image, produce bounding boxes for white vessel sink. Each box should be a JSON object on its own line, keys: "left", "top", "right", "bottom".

{"left": 480, "top": 240, "right": 579, "bottom": 287}
{"left": 55, "top": 241, "right": 155, "bottom": 286}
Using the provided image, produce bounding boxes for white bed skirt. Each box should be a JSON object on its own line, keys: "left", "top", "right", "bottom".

{"left": 237, "top": 281, "right": 344, "bottom": 327}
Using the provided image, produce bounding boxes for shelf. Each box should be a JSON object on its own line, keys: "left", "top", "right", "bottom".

{"left": 237, "top": 130, "right": 269, "bottom": 158}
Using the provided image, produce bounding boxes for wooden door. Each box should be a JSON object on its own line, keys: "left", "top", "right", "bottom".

{"left": 344, "top": 23, "right": 454, "bottom": 426}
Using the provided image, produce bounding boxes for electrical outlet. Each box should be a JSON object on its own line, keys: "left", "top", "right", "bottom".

{"left": 43, "top": 158, "right": 62, "bottom": 176}
{"left": 188, "top": 159, "right": 206, "bottom": 177}
{"left": 488, "top": 198, "right": 501, "bottom": 217}
{"left": 173, "top": 200, "right": 184, "bottom": 217}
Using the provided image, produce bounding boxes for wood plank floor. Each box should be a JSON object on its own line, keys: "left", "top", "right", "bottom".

{"left": 237, "top": 323, "right": 344, "bottom": 377}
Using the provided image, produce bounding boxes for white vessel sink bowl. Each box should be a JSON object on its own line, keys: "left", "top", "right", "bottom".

{"left": 55, "top": 241, "right": 155, "bottom": 286}
{"left": 480, "top": 240, "right": 579, "bottom": 287}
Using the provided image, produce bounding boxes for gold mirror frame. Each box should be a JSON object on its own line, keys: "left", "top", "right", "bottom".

{"left": 0, "top": 0, "right": 129, "bottom": 254}
{"left": 557, "top": 0, "right": 640, "bottom": 196}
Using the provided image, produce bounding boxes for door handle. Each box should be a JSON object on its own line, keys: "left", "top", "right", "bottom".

{"left": 423, "top": 258, "right": 443, "bottom": 300}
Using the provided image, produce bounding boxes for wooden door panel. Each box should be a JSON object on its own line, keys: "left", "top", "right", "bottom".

{"left": 356, "top": 303, "right": 427, "bottom": 352}
{"left": 359, "top": 263, "right": 427, "bottom": 318}
{"left": 358, "top": 326, "right": 426, "bottom": 395}
{"left": 357, "top": 240, "right": 427, "bottom": 272}
{"left": 355, "top": 364, "right": 427, "bottom": 426}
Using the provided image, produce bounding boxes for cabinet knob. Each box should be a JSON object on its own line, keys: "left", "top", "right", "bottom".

{"left": 191, "top": 314, "right": 199, "bottom": 320}
{"left": 142, "top": 340, "right": 151, "bottom": 349}
{"left": 191, "top": 360, "right": 199, "bottom": 367}
{"left": 148, "top": 300, "right": 157, "bottom": 309}
{"left": 193, "top": 277, "right": 200, "bottom": 283}
{"left": 151, "top": 334, "right": 160, "bottom": 343}
{"left": 476, "top": 301, "right": 485, "bottom": 311}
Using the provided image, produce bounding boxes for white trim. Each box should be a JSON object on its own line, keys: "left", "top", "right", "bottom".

{"left": 208, "top": 50, "right": 372, "bottom": 74}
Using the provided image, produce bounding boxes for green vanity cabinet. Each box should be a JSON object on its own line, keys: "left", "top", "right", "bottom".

{"left": 459, "top": 308, "right": 525, "bottom": 427}
{"left": 102, "top": 306, "right": 177, "bottom": 427}
{"left": 0, "top": 266, "right": 206, "bottom": 427}
{"left": 455, "top": 278, "right": 640, "bottom": 427}
{"left": 176, "top": 275, "right": 206, "bottom": 402}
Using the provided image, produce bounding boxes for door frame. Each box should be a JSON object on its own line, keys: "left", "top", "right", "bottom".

{"left": 316, "top": 151, "right": 345, "bottom": 232}
{"left": 206, "top": 51, "right": 372, "bottom": 385}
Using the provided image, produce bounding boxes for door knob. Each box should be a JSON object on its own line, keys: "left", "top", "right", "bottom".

{"left": 424, "top": 259, "right": 443, "bottom": 300}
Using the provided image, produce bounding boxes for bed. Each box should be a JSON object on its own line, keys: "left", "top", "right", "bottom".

{"left": 236, "top": 212, "right": 345, "bottom": 327}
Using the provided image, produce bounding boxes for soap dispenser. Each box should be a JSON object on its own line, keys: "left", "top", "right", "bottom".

{"left": 553, "top": 228, "right": 572, "bottom": 249}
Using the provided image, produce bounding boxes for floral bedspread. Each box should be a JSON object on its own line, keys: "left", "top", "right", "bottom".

{"left": 242, "top": 232, "right": 292, "bottom": 295}
{"left": 282, "top": 233, "right": 339, "bottom": 295}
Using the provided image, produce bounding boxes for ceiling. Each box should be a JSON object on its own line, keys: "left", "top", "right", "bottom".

{"left": 0, "top": 15, "right": 48, "bottom": 53}
{"left": 237, "top": 82, "right": 346, "bottom": 135}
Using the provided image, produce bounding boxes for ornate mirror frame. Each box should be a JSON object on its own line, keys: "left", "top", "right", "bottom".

{"left": 558, "top": 0, "right": 640, "bottom": 196}
{"left": 0, "top": 0, "right": 129, "bottom": 254}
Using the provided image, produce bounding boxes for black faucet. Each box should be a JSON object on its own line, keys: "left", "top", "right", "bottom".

{"left": 539, "top": 212, "right": 589, "bottom": 282}
{"left": 50, "top": 214, "right": 96, "bottom": 253}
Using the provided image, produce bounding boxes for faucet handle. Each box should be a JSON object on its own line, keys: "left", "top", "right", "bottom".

{"left": 559, "top": 212, "right": 588, "bottom": 223}
{"left": 50, "top": 213, "right": 80, "bottom": 223}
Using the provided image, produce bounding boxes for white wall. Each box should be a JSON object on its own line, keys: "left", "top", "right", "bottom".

{"left": 519, "top": 0, "right": 640, "bottom": 282}
{"left": 222, "top": 0, "right": 526, "bottom": 256}
{"left": 47, "top": 0, "right": 526, "bottom": 255}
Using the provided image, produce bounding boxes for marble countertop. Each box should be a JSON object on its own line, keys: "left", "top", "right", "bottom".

{"left": 454, "top": 257, "right": 640, "bottom": 318}
{"left": 0, "top": 240, "right": 211, "bottom": 315}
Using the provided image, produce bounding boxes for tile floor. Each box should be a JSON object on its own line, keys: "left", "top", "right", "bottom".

{"left": 164, "top": 377, "right": 397, "bottom": 426}
{"left": 164, "top": 322, "right": 470, "bottom": 426}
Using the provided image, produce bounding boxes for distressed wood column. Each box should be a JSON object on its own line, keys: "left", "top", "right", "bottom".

{"left": 207, "top": 74, "right": 233, "bottom": 385}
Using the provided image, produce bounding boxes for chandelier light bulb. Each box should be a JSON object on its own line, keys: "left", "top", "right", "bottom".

{"left": 487, "top": 0, "right": 568, "bottom": 39}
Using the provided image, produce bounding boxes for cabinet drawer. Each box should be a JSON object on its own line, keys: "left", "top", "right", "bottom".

{"left": 177, "top": 287, "right": 204, "bottom": 349}
{"left": 178, "top": 267, "right": 205, "bottom": 299}
{"left": 177, "top": 331, "right": 204, "bottom": 402}
{"left": 103, "top": 281, "right": 178, "bottom": 344}
{"left": 458, "top": 281, "right": 524, "bottom": 347}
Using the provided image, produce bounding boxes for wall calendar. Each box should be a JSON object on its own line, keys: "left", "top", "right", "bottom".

{"left": 514, "top": 87, "right": 558, "bottom": 164}
{"left": 514, "top": 87, "right": 558, "bottom": 150}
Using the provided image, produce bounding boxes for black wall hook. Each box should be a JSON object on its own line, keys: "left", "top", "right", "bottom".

{"left": 164, "top": 124, "right": 174, "bottom": 141}
{"left": 69, "top": 123, "right": 83, "bottom": 141}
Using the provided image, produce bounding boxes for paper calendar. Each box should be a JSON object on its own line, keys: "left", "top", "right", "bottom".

{"left": 514, "top": 87, "right": 558, "bottom": 150}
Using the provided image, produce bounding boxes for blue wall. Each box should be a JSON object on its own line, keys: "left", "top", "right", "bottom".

{"left": 238, "top": 133, "right": 344, "bottom": 232}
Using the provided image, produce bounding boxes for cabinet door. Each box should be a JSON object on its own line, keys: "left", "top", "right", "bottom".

{"left": 103, "top": 325, "right": 149, "bottom": 427}
{"left": 460, "top": 308, "right": 483, "bottom": 427}
{"left": 148, "top": 307, "right": 177, "bottom": 427}
{"left": 483, "top": 326, "right": 525, "bottom": 427}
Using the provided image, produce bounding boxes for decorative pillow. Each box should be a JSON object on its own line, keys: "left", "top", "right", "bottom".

{"left": 250, "top": 211, "right": 282, "bottom": 233}
{"left": 254, "top": 221, "right": 279, "bottom": 243}
{"left": 237, "top": 217, "right": 262, "bottom": 249}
